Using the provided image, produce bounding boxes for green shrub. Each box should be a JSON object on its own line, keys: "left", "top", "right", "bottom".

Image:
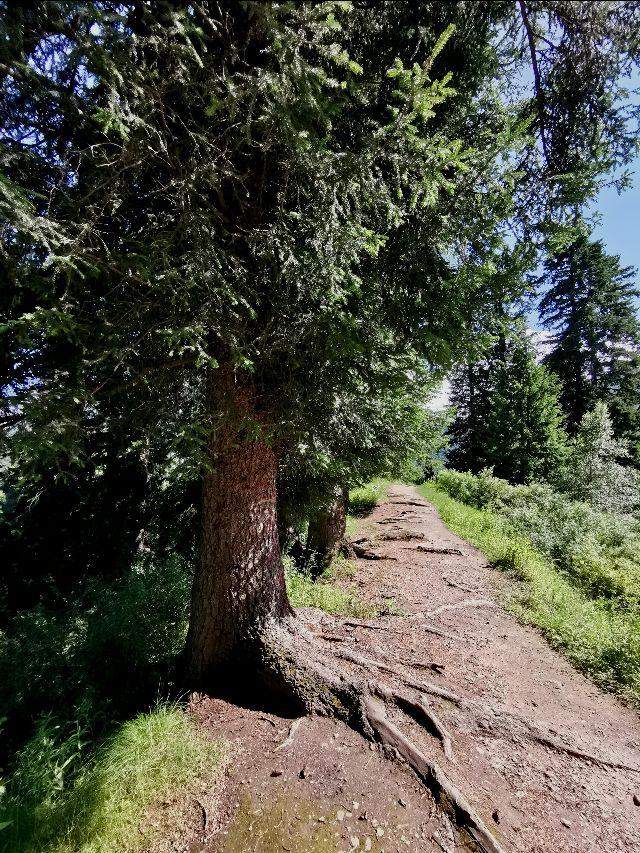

{"left": 434, "top": 469, "right": 640, "bottom": 611}
{"left": 435, "top": 468, "right": 511, "bottom": 510}
{"left": 0, "top": 555, "right": 191, "bottom": 729}
{"left": 0, "top": 705, "right": 225, "bottom": 853}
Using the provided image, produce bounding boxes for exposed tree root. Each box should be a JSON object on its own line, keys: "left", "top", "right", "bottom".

{"left": 423, "top": 622, "right": 468, "bottom": 641}
{"left": 416, "top": 545, "right": 464, "bottom": 556}
{"left": 328, "top": 629, "right": 640, "bottom": 774}
{"left": 352, "top": 542, "right": 398, "bottom": 560}
{"left": 384, "top": 652, "right": 447, "bottom": 675}
{"left": 374, "top": 682, "right": 455, "bottom": 761}
{"left": 444, "top": 576, "right": 480, "bottom": 593}
{"left": 258, "top": 612, "right": 639, "bottom": 853}
{"left": 425, "top": 598, "right": 497, "bottom": 617}
{"left": 194, "top": 797, "right": 208, "bottom": 833}
{"left": 379, "top": 530, "right": 425, "bottom": 541}
{"left": 335, "top": 647, "right": 464, "bottom": 705}
{"left": 342, "top": 617, "right": 397, "bottom": 632}
{"left": 461, "top": 694, "right": 640, "bottom": 775}
{"left": 387, "top": 500, "right": 430, "bottom": 508}
{"left": 361, "top": 693, "right": 506, "bottom": 853}
{"left": 257, "top": 616, "right": 505, "bottom": 852}
{"left": 528, "top": 730, "right": 640, "bottom": 773}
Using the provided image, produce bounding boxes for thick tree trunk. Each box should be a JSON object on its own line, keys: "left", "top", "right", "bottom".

{"left": 306, "top": 484, "right": 348, "bottom": 578}
{"left": 185, "top": 370, "right": 291, "bottom": 687}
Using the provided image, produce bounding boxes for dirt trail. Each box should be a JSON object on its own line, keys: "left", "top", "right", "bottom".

{"left": 178, "top": 485, "right": 640, "bottom": 853}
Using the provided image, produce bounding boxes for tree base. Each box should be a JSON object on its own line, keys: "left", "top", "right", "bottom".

{"left": 254, "top": 615, "right": 507, "bottom": 853}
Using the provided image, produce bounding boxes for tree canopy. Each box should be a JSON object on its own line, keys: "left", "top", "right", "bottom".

{"left": 1, "top": 0, "right": 639, "bottom": 695}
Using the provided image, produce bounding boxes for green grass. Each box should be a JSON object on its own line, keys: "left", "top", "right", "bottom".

{"left": 0, "top": 705, "right": 226, "bottom": 853}
{"left": 347, "top": 478, "right": 390, "bottom": 516}
{"left": 419, "top": 483, "right": 640, "bottom": 704}
{"left": 285, "top": 562, "right": 375, "bottom": 617}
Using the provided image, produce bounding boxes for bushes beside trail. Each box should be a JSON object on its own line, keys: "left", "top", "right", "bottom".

{"left": 435, "top": 469, "right": 640, "bottom": 610}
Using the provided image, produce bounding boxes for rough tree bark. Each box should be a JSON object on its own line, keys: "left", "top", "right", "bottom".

{"left": 305, "top": 484, "right": 349, "bottom": 578}
{"left": 185, "top": 368, "right": 291, "bottom": 686}
{"left": 184, "top": 368, "right": 359, "bottom": 714}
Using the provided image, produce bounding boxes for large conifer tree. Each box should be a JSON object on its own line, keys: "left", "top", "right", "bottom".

{"left": 1, "top": 2, "right": 639, "bottom": 737}
{"left": 448, "top": 322, "right": 567, "bottom": 483}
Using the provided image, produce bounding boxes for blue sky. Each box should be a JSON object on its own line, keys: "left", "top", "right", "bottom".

{"left": 591, "top": 65, "right": 640, "bottom": 280}
{"left": 593, "top": 170, "right": 639, "bottom": 275}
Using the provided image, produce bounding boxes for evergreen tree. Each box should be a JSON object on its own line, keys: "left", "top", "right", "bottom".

{"left": 540, "top": 228, "right": 640, "bottom": 455}
{"left": 448, "top": 322, "right": 567, "bottom": 483}
{"left": 1, "top": 1, "right": 638, "bottom": 725}
{"left": 560, "top": 401, "right": 640, "bottom": 513}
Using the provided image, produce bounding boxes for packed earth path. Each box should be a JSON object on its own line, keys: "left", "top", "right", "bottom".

{"left": 177, "top": 485, "right": 640, "bottom": 853}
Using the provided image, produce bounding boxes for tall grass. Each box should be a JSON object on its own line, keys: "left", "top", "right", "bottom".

{"left": 420, "top": 483, "right": 640, "bottom": 704}
{"left": 0, "top": 705, "right": 225, "bottom": 853}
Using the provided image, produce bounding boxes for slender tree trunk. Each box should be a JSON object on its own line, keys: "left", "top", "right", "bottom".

{"left": 306, "top": 484, "right": 348, "bottom": 578}
{"left": 185, "top": 368, "right": 291, "bottom": 687}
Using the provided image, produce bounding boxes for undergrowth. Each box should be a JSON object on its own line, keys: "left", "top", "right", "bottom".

{"left": 285, "top": 477, "right": 389, "bottom": 617}
{"left": 0, "top": 705, "right": 225, "bottom": 853}
{"left": 420, "top": 483, "right": 640, "bottom": 704}
{"left": 347, "top": 479, "right": 390, "bottom": 516}
{"left": 285, "top": 557, "right": 375, "bottom": 617}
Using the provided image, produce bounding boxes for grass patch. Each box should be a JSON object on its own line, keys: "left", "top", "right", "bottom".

{"left": 419, "top": 483, "right": 640, "bottom": 704}
{"left": 347, "top": 479, "right": 390, "bottom": 517}
{"left": 0, "top": 705, "right": 225, "bottom": 853}
{"left": 285, "top": 557, "right": 375, "bottom": 618}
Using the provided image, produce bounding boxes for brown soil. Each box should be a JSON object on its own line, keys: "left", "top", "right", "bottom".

{"left": 167, "top": 485, "right": 640, "bottom": 853}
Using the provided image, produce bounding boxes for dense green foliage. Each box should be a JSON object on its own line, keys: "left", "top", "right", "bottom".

{"left": 435, "top": 467, "right": 640, "bottom": 604}
{"left": 422, "top": 481, "right": 640, "bottom": 703}
{"left": 3, "top": 1, "right": 638, "bottom": 610}
{"left": 558, "top": 401, "right": 640, "bottom": 513}
{"left": 1, "top": 1, "right": 640, "bottom": 844}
